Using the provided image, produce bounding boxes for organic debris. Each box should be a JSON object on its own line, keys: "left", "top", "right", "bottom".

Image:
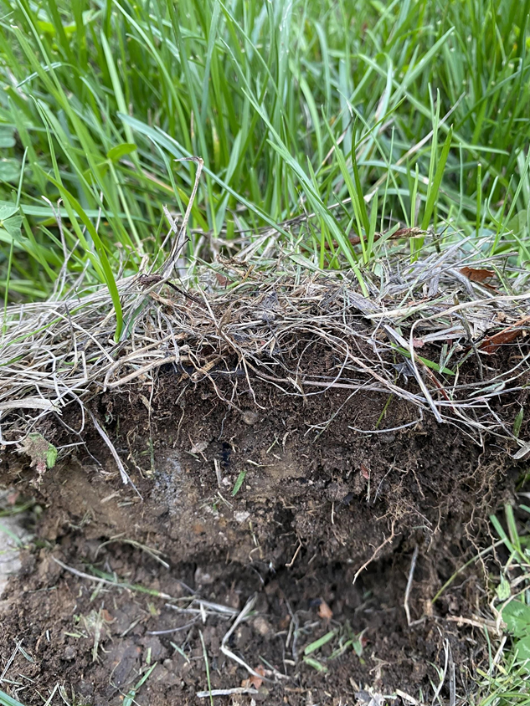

{"left": 459, "top": 265, "right": 496, "bottom": 285}
{"left": 318, "top": 600, "right": 333, "bottom": 620}
{"left": 16, "top": 433, "right": 57, "bottom": 479}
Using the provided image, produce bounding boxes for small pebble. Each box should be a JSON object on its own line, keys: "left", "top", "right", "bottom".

{"left": 242, "top": 410, "right": 259, "bottom": 425}
{"left": 234, "top": 511, "right": 250, "bottom": 523}
{"left": 194, "top": 566, "right": 214, "bottom": 585}
{"left": 242, "top": 409, "right": 259, "bottom": 426}
{"left": 252, "top": 616, "right": 272, "bottom": 637}
{"left": 64, "top": 645, "right": 77, "bottom": 661}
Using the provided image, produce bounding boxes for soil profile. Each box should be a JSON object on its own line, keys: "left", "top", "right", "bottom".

{"left": 1, "top": 255, "right": 529, "bottom": 703}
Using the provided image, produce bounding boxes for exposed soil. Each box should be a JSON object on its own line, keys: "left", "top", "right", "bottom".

{"left": 0, "top": 355, "right": 527, "bottom": 705}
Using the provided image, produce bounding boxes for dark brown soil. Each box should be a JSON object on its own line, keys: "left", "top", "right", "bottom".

{"left": 0, "top": 362, "right": 526, "bottom": 705}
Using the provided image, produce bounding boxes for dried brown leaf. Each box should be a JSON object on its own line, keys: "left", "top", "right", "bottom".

{"left": 390, "top": 227, "right": 425, "bottom": 240}
{"left": 460, "top": 266, "right": 497, "bottom": 290}
{"left": 248, "top": 665, "right": 266, "bottom": 689}
{"left": 480, "top": 328, "right": 524, "bottom": 354}
{"left": 459, "top": 266, "right": 495, "bottom": 283}
{"left": 479, "top": 315, "right": 530, "bottom": 354}
{"left": 318, "top": 600, "right": 333, "bottom": 620}
{"left": 215, "top": 272, "right": 230, "bottom": 287}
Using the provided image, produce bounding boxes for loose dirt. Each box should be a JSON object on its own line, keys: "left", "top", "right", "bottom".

{"left": 0, "top": 355, "right": 526, "bottom": 704}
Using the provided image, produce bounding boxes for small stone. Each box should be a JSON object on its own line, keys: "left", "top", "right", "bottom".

{"left": 241, "top": 410, "right": 259, "bottom": 425}
{"left": 189, "top": 440, "right": 208, "bottom": 455}
{"left": 254, "top": 686, "right": 270, "bottom": 702}
{"left": 194, "top": 566, "right": 214, "bottom": 585}
{"left": 64, "top": 645, "right": 77, "bottom": 661}
{"left": 234, "top": 511, "right": 250, "bottom": 523}
{"left": 252, "top": 616, "right": 272, "bottom": 637}
{"left": 235, "top": 624, "right": 251, "bottom": 648}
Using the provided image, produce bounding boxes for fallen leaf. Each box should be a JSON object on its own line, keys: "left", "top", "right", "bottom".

{"left": 278, "top": 615, "right": 291, "bottom": 630}
{"left": 480, "top": 328, "right": 524, "bottom": 354}
{"left": 215, "top": 272, "right": 230, "bottom": 287}
{"left": 318, "top": 600, "right": 333, "bottom": 620}
{"left": 249, "top": 665, "right": 266, "bottom": 690}
{"left": 476, "top": 315, "right": 530, "bottom": 354}
{"left": 17, "top": 433, "right": 58, "bottom": 480}
{"left": 390, "top": 226, "right": 425, "bottom": 240}
{"left": 459, "top": 266, "right": 498, "bottom": 290}
{"left": 460, "top": 266, "right": 495, "bottom": 283}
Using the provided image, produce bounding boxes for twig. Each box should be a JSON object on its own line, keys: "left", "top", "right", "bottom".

{"left": 445, "top": 615, "right": 503, "bottom": 636}
{"left": 51, "top": 557, "right": 175, "bottom": 600}
{"left": 220, "top": 595, "right": 265, "bottom": 679}
{"left": 88, "top": 410, "right": 140, "bottom": 497}
{"left": 196, "top": 687, "right": 259, "bottom": 698}
{"left": 147, "top": 619, "right": 198, "bottom": 635}
{"left": 0, "top": 639, "right": 23, "bottom": 683}
{"left": 395, "top": 689, "right": 429, "bottom": 705}
{"left": 285, "top": 541, "right": 302, "bottom": 568}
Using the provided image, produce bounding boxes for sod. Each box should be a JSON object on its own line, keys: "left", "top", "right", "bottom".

{"left": 1, "top": 236, "right": 530, "bottom": 703}
{"left": 2, "top": 0, "right": 530, "bottom": 702}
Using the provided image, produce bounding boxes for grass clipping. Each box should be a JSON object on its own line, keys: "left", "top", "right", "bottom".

{"left": 2, "top": 238, "right": 530, "bottom": 483}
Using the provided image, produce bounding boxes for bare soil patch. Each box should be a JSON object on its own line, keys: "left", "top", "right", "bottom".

{"left": 0, "top": 364, "right": 526, "bottom": 704}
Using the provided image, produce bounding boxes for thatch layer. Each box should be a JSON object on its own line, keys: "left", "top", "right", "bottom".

{"left": 2, "top": 239, "right": 530, "bottom": 479}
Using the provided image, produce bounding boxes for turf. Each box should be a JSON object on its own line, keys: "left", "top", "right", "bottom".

{"left": 1, "top": 0, "right": 530, "bottom": 702}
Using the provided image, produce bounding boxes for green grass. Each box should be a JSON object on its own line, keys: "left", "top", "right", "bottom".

{"left": 0, "top": 691, "right": 25, "bottom": 706}
{"left": 0, "top": 0, "right": 530, "bottom": 317}
{"left": 471, "top": 504, "right": 530, "bottom": 705}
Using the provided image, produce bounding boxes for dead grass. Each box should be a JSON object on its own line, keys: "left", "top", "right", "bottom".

{"left": 1, "top": 231, "right": 530, "bottom": 488}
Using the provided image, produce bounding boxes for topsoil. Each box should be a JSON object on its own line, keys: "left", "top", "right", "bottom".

{"left": 0, "top": 350, "right": 527, "bottom": 705}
